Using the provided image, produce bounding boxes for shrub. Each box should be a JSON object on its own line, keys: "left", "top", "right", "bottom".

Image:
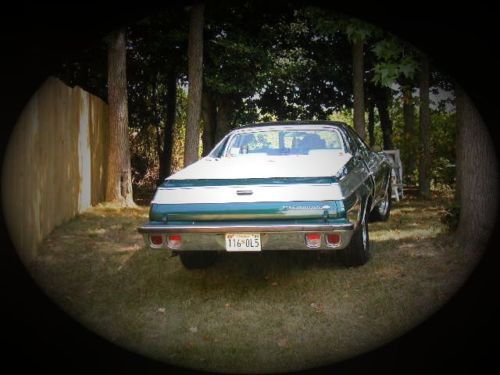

{"left": 440, "top": 202, "right": 460, "bottom": 231}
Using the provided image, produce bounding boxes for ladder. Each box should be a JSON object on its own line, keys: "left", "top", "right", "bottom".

{"left": 381, "top": 150, "right": 404, "bottom": 201}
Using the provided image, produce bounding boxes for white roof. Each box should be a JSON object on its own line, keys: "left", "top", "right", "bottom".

{"left": 230, "top": 124, "right": 342, "bottom": 134}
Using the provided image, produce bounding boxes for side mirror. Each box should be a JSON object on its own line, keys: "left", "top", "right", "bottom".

{"left": 372, "top": 145, "right": 382, "bottom": 152}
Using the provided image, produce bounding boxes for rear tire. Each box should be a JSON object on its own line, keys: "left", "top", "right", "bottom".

{"left": 179, "top": 251, "right": 217, "bottom": 269}
{"left": 341, "top": 203, "right": 370, "bottom": 267}
{"left": 370, "top": 179, "right": 392, "bottom": 222}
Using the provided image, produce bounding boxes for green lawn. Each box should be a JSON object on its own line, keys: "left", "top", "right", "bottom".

{"left": 28, "top": 195, "right": 480, "bottom": 373}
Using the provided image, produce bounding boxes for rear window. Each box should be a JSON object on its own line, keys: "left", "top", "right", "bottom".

{"left": 222, "top": 129, "right": 345, "bottom": 157}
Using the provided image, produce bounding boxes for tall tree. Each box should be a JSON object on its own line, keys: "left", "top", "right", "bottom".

{"left": 402, "top": 85, "right": 417, "bottom": 183}
{"left": 352, "top": 39, "right": 366, "bottom": 139}
{"left": 455, "top": 85, "right": 498, "bottom": 252}
{"left": 214, "top": 97, "right": 232, "bottom": 143}
{"left": 367, "top": 98, "right": 375, "bottom": 147}
{"left": 105, "top": 29, "right": 134, "bottom": 206}
{"left": 184, "top": 2, "right": 204, "bottom": 167}
{"left": 201, "top": 89, "right": 217, "bottom": 154}
{"left": 158, "top": 69, "right": 177, "bottom": 181}
{"left": 373, "top": 85, "right": 394, "bottom": 150}
{"left": 126, "top": 6, "right": 188, "bottom": 184}
{"left": 370, "top": 35, "right": 419, "bottom": 157}
{"left": 344, "top": 19, "right": 380, "bottom": 139}
{"left": 203, "top": 1, "right": 280, "bottom": 134}
{"left": 418, "top": 55, "right": 431, "bottom": 198}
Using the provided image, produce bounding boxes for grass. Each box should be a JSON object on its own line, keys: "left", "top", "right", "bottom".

{"left": 27, "top": 195, "right": 482, "bottom": 373}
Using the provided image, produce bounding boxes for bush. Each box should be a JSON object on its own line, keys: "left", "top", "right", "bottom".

{"left": 440, "top": 202, "right": 460, "bottom": 231}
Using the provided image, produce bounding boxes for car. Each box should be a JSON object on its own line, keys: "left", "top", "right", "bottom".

{"left": 138, "top": 121, "right": 393, "bottom": 269}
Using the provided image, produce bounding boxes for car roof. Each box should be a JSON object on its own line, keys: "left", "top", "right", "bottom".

{"left": 233, "top": 120, "right": 350, "bottom": 132}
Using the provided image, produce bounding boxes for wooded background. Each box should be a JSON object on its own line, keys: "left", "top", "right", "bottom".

{"left": 56, "top": 1, "right": 460, "bottom": 199}
{"left": 2, "top": 0, "right": 497, "bottom": 261}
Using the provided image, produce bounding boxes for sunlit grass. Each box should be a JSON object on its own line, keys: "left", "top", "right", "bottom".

{"left": 28, "top": 197, "right": 481, "bottom": 373}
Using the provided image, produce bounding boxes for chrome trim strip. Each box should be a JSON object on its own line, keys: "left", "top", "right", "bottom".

{"left": 138, "top": 222, "right": 354, "bottom": 234}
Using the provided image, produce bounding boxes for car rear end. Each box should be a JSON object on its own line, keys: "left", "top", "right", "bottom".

{"left": 138, "top": 177, "right": 356, "bottom": 253}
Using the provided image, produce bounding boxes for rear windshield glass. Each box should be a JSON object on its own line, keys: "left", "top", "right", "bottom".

{"left": 222, "top": 129, "right": 345, "bottom": 157}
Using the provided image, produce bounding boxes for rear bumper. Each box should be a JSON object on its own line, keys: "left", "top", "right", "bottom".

{"left": 138, "top": 222, "right": 355, "bottom": 251}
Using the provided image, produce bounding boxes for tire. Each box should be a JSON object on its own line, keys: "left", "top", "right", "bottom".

{"left": 341, "top": 202, "right": 370, "bottom": 267}
{"left": 369, "top": 179, "right": 392, "bottom": 222}
{"left": 179, "top": 251, "right": 218, "bottom": 269}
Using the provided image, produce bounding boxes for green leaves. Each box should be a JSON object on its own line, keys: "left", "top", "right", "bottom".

{"left": 371, "top": 36, "right": 420, "bottom": 87}
{"left": 373, "top": 56, "right": 419, "bottom": 87}
{"left": 373, "top": 63, "right": 401, "bottom": 87}
{"left": 372, "top": 39, "right": 402, "bottom": 61}
{"left": 399, "top": 56, "right": 419, "bottom": 79}
{"left": 344, "top": 18, "right": 380, "bottom": 44}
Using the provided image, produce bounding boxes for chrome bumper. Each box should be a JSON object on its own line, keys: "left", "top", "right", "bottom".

{"left": 138, "top": 222, "right": 355, "bottom": 251}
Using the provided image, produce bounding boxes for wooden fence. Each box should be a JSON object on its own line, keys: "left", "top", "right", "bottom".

{"left": 2, "top": 77, "right": 108, "bottom": 263}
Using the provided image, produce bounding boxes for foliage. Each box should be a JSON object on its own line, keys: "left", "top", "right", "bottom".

{"left": 130, "top": 87, "right": 188, "bottom": 192}
{"left": 57, "top": 43, "right": 108, "bottom": 101}
{"left": 126, "top": 6, "right": 188, "bottom": 134}
{"left": 371, "top": 35, "right": 420, "bottom": 88}
{"left": 129, "top": 125, "right": 160, "bottom": 190}
{"left": 256, "top": 7, "right": 353, "bottom": 120}
{"left": 343, "top": 18, "right": 382, "bottom": 44}
{"left": 171, "top": 89, "right": 189, "bottom": 173}
{"left": 329, "top": 109, "right": 354, "bottom": 127}
{"left": 55, "top": 1, "right": 457, "bottom": 194}
{"left": 389, "top": 96, "right": 457, "bottom": 186}
{"left": 429, "top": 110, "right": 457, "bottom": 186}
{"left": 202, "top": 0, "right": 282, "bottom": 128}
{"left": 441, "top": 202, "right": 460, "bottom": 231}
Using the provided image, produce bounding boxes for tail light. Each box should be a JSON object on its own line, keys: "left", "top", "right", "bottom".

{"left": 305, "top": 233, "right": 321, "bottom": 248}
{"left": 150, "top": 234, "right": 164, "bottom": 246}
{"left": 167, "top": 235, "right": 182, "bottom": 249}
{"left": 326, "top": 233, "right": 342, "bottom": 247}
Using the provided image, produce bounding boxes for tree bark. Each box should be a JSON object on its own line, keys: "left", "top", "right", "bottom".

{"left": 201, "top": 90, "right": 217, "bottom": 156}
{"left": 418, "top": 55, "right": 431, "bottom": 199}
{"left": 454, "top": 83, "right": 463, "bottom": 205}
{"left": 215, "top": 98, "right": 232, "bottom": 143}
{"left": 184, "top": 2, "right": 204, "bottom": 167}
{"left": 374, "top": 87, "right": 394, "bottom": 150}
{"left": 455, "top": 84, "right": 498, "bottom": 253}
{"left": 158, "top": 70, "right": 177, "bottom": 182}
{"left": 152, "top": 78, "right": 163, "bottom": 167}
{"left": 402, "top": 86, "right": 416, "bottom": 184}
{"left": 105, "top": 29, "right": 134, "bottom": 206}
{"left": 367, "top": 98, "right": 375, "bottom": 148}
{"left": 352, "top": 40, "right": 366, "bottom": 140}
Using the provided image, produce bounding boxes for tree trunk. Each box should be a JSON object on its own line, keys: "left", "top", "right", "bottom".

{"left": 418, "top": 55, "right": 431, "bottom": 199}
{"left": 105, "top": 29, "right": 134, "bottom": 206}
{"left": 374, "top": 87, "right": 394, "bottom": 150}
{"left": 367, "top": 98, "right": 375, "bottom": 148}
{"left": 454, "top": 83, "right": 462, "bottom": 205}
{"left": 215, "top": 98, "right": 232, "bottom": 143}
{"left": 152, "top": 78, "right": 163, "bottom": 168}
{"left": 402, "top": 86, "right": 416, "bottom": 184}
{"left": 455, "top": 84, "right": 498, "bottom": 254}
{"left": 184, "top": 2, "right": 204, "bottom": 167}
{"left": 158, "top": 70, "right": 177, "bottom": 182}
{"left": 352, "top": 40, "right": 366, "bottom": 140}
{"left": 201, "top": 90, "right": 217, "bottom": 156}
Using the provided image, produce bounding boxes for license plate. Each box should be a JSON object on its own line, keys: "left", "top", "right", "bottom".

{"left": 225, "top": 233, "right": 261, "bottom": 251}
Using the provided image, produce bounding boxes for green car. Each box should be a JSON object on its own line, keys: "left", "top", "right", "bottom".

{"left": 138, "top": 121, "right": 393, "bottom": 269}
